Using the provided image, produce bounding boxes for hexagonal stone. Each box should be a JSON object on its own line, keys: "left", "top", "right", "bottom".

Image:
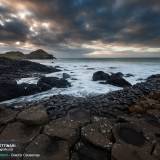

{"left": 74, "top": 141, "right": 108, "bottom": 160}
{"left": 24, "top": 134, "right": 69, "bottom": 160}
{"left": 112, "top": 123, "right": 146, "bottom": 147}
{"left": 44, "top": 118, "right": 80, "bottom": 145}
{"left": 81, "top": 119, "right": 113, "bottom": 148}
{"left": 17, "top": 106, "right": 49, "bottom": 125}
{"left": 0, "top": 107, "right": 18, "bottom": 125}
{"left": 0, "top": 122, "right": 41, "bottom": 155}
{"left": 0, "top": 122, "right": 41, "bottom": 144}
{"left": 112, "top": 143, "right": 156, "bottom": 160}
{"left": 67, "top": 108, "right": 90, "bottom": 126}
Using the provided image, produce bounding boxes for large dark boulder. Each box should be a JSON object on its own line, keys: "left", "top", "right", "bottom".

{"left": 107, "top": 74, "right": 132, "bottom": 87}
{"left": 92, "top": 71, "right": 110, "bottom": 81}
{"left": 37, "top": 76, "right": 71, "bottom": 89}
{"left": 0, "top": 78, "right": 22, "bottom": 101}
{"left": 92, "top": 71, "right": 131, "bottom": 87}
{"left": 18, "top": 83, "right": 40, "bottom": 96}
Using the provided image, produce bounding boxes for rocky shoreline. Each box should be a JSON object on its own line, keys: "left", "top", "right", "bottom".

{"left": 0, "top": 74, "right": 160, "bottom": 160}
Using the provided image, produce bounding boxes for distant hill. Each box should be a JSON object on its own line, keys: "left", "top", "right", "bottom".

{"left": 0, "top": 51, "right": 25, "bottom": 60}
{"left": 0, "top": 49, "right": 55, "bottom": 60}
{"left": 27, "top": 49, "right": 55, "bottom": 59}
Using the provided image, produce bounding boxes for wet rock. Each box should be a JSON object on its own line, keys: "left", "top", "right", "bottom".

{"left": 87, "top": 68, "right": 95, "bottom": 70}
{"left": 124, "top": 73, "right": 134, "bottom": 77}
{"left": 63, "top": 73, "right": 71, "bottom": 79}
{"left": 0, "top": 78, "right": 22, "bottom": 101}
{"left": 0, "top": 122, "right": 41, "bottom": 152}
{"left": 106, "top": 74, "right": 132, "bottom": 87}
{"left": 92, "top": 71, "right": 110, "bottom": 81}
{"left": 44, "top": 118, "right": 80, "bottom": 145}
{"left": 0, "top": 107, "right": 18, "bottom": 125}
{"left": 81, "top": 119, "right": 113, "bottom": 148}
{"left": 17, "top": 106, "right": 49, "bottom": 125}
{"left": 0, "top": 57, "right": 59, "bottom": 80}
{"left": 18, "top": 83, "right": 40, "bottom": 95}
{"left": 24, "top": 134, "right": 69, "bottom": 160}
{"left": 37, "top": 76, "right": 71, "bottom": 89}
{"left": 112, "top": 72, "right": 124, "bottom": 78}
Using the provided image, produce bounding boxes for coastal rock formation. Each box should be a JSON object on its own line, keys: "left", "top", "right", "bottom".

{"left": 92, "top": 71, "right": 110, "bottom": 81}
{"left": 0, "top": 49, "right": 55, "bottom": 60}
{"left": 0, "top": 74, "right": 160, "bottom": 160}
{"left": 0, "top": 57, "right": 60, "bottom": 80}
{"left": 0, "top": 78, "right": 22, "bottom": 101}
{"left": 92, "top": 71, "right": 132, "bottom": 87}
{"left": 27, "top": 49, "right": 55, "bottom": 59}
{"left": 17, "top": 106, "right": 49, "bottom": 125}
{"left": 106, "top": 73, "right": 132, "bottom": 87}
{"left": 24, "top": 134, "right": 70, "bottom": 160}
{"left": 63, "top": 73, "right": 71, "bottom": 79}
{"left": 37, "top": 76, "right": 71, "bottom": 89}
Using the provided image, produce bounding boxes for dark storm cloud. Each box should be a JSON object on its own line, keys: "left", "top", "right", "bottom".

{"left": 0, "top": 18, "right": 30, "bottom": 42}
{"left": 0, "top": 0, "right": 160, "bottom": 56}
{"left": 22, "top": 0, "right": 160, "bottom": 47}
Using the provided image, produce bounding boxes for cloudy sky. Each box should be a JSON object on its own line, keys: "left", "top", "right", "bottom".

{"left": 0, "top": 0, "right": 160, "bottom": 58}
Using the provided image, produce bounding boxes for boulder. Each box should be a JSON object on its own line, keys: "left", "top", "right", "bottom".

{"left": 17, "top": 106, "right": 49, "bottom": 125}
{"left": 107, "top": 74, "right": 132, "bottom": 87}
{"left": 112, "top": 72, "right": 124, "bottom": 77}
{"left": 37, "top": 76, "right": 71, "bottom": 89}
{"left": 63, "top": 73, "right": 71, "bottom": 79}
{"left": 44, "top": 118, "right": 80, "bottom": 145}
{"left": 24, "top": 134, "right": 69, "bottom": 160}
{"left": 0, "top": 78, "right": 22, "bottom": 101}
{"left": 92, "top": 71, "right": 110, "bottom": 81}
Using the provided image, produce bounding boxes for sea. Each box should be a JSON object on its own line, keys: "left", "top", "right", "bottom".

{"left": 1, "top": 58, "right": 160, "bottom": 105}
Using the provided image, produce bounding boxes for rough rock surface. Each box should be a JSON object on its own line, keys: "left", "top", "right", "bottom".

{"left": 17, "top": 106, "right": 49, "bottom": 125}
{"left": 44, "top": 118, "right": 80, "bottom": 145}
{"left": 0, "top": 74, "right": 160, "bottom": 160}
{"left": 24, "top": 134, "right": 69, "bottom": 160}
{"left": 92, "top": 71, "right": 131, "bottom": 87}
{"left": 37, "top": 76, "right": 71, "bottom": 89}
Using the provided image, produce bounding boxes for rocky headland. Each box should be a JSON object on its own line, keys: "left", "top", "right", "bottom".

{"left": 0, "top": 49, "right": 55, "bottom": 60}
{"left": 0, "top": 71, "right": 160, "bottom": 160}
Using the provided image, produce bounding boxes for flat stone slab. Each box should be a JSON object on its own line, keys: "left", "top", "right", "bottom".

{"left": 112, "top": 143, "right": 156, "bottom": 160}
{"left": 81, "top": 119, "right": 113, "bottom": 148}
{"left": 0, "top": 122, "right": 41, "bottom": 144}
{"left": 24, "top": 134, "right": 69, "bottom": 160}
{"left": 44, "top": 118, "right": 80, "bottom": 145}
{"left": 0, "top": 107, "right": 18, "bottom": 125}
{"left": 17, "top": 106, "right": 49, "bottom": 125}
{"left": 67, "top": 108, "right": 90, "bottom": 125}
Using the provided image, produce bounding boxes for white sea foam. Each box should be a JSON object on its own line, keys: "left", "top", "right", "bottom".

{"left": 2, "top": 58, "right": 160, "bottom": 105}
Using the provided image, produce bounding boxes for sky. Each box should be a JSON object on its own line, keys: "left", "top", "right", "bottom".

{"left": 0, "top": 0, "right": 160, "bottom": 58}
